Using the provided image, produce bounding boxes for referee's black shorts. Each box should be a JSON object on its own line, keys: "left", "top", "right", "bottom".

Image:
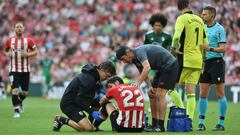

{"left": 110, "top": 110, "right": 143, "bottom": 132}
{"left": 199, "top": 58, "right": 225, "bottom": 84}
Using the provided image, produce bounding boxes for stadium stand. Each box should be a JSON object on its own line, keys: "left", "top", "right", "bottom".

{"left": 0, "top": 0, "right": 239, "bottom": 85}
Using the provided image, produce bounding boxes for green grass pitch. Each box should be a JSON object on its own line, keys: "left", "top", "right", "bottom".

{"left": 0, "top": 97, "right": 239, "bottom": 135}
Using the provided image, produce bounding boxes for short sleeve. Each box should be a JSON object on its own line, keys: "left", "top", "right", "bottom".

{"left": 217, "top": 26, "right": 226, "bottom": 43}
{"left": 203, "top": 28, "right": 208, "bottom": 45}
{"left": 136, "top": 51, "right": 147, "bottom": 64}
{"left": 27, "top": 38, "right": 36, "bottom": 49}
{"left": 4, "top": 38, "right": 11, "bottom": 50}
{"left": 164, "top": 35, "right": 172, "bottom": 51}
{"left": 105, "top": 87, "right": 117, "bottom": 99}
{"left": 144, "top": 34, "right": 149, "bottom": 44}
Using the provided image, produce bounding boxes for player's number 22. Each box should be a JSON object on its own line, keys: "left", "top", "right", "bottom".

{"left": 121, "top": 89, "right": 144, "bottom": 107}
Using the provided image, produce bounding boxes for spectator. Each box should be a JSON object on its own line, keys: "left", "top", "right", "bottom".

{"left": 0, "top": 0, "right": 239, "bottom": 85}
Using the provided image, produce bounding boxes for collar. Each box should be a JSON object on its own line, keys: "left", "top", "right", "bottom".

{"left": 207, "top": 22, "right": 216, "bottom": 28}
{"left": 183, "top": 11, "right": 193, "bottom": 14}
{"left": 15, "top": 35, "right": 24, "bottom": 39}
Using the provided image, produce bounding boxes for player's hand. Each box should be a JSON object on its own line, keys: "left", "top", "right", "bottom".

{"left": 148, "top": 87, "right": 155, "bottom": 98}
{"left": 200, "top": 44, "right": 209, "bottom": 51}
{"left": 91, "top": 111, "right": 102, "bottom": 121}
{"left": 95, "top": 92, "right": 105, "bottom": 101}
{"left": 131, "top": 83, "right": 140, "bottom": 88}
{"left": 7, "top": 51, "right": 12, "bottom": 57}
{"left": 173, "top": 48, "right": 183, "bottom": 55}
{"left": 172, "top": 46, "right": 183, "bottom": 55}
{"left": 21, "top": 50, "right": 28, "bottom": 58}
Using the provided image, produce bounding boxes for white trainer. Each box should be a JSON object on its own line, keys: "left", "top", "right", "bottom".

{"left": 13, "top": 113, "right": 20, "bottom": 118}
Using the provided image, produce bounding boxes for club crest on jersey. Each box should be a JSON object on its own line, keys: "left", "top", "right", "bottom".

{"left": 161, "top": 37, "right": 165, "bottom": 41}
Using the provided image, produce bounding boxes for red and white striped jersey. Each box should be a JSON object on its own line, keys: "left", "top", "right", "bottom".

{"left": 5, "top": 36, "right": 36, "bottom": 72}
{"left": 105, "top": 84, "right": 145, "bottom": 128}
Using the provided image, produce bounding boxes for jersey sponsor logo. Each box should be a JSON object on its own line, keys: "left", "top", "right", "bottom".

{"left": 176, "top": 111, "right": 185, "bottom": 116}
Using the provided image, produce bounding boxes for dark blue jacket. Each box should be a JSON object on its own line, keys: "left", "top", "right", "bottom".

{"left": 60, "top": 64, "right": 102, "bottom": 113}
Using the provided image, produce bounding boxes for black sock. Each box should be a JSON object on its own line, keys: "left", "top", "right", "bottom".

{"left": 94, "top": 119, "right": 104, "bottom": 128}
{"left": 89, "top": 114, "right": 94, "bottom": 123}
{"left": 12, "top": 95, "right": 20, "bottom": 113}
{"left": 19, "top": 94, "right": 27, "bottom": 104}
{"left": 93, "top": 104, "right": 108, "bottom": 128}
{"left": 14, "top": 108, "right": 19, "bottom": 113}
{"left": 152, "top": 118, "right": 158, "bottom": 128}
{"left": 199, "top": 115, "right": 205, "bottom": 119}
{"left": 59, "top": 116, "right": 69, "bottom": 125}
{"left": 100, "top": 104, "right": 108, "bottom": 117}
{"left": 158, "top": 119, "right": 164, "bottom": 129}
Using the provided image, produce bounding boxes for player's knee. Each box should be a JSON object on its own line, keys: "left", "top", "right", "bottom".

{"left": 12, "top": 89, "right": 18, "bottom": 95}
{"left": 216, "top": 93, "right": 224, "bottom": 98}
{"left": 22, "top": 91, "right": 28, "bottom": 96}
{"left": 78, "top": 118, "right": 94, "bottom": 131}
{"left": 185, "top": 85, "right": 195, "bottom": 93}
{"left": 156, "top": 89, "right": 166, "bottom": 96}
{"left": 82, "top": 124, "right": 93, "bottom": 131}
{"left": 200, "top": 91, "right": 208, "bottom": 98}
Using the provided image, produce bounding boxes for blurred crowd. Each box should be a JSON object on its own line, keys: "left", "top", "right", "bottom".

{"left": 0, "top": 0, "right": 240, "bottom": 86}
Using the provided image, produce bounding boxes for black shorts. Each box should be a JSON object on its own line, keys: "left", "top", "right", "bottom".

{"left": 152, "top": 61, "right": 179, "bottom": 90}
{"left": 199, "top": 58, "right": 225, "bottom": 84}
{"left": 9, "top": 72, "right": 30, "bottom": 91}
{"left": 110, "top": 110, "right": 143, "bottom": 132}
{"left": 60, "top": 102, "right": 86, "bottom": 123}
